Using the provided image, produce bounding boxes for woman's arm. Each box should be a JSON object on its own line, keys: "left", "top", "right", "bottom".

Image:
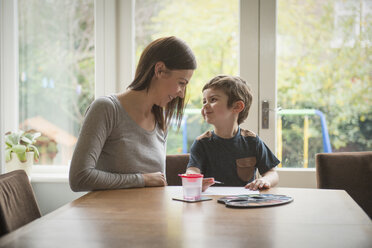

{"left": 69, "top": 97, "right": 154, "bottom": 192}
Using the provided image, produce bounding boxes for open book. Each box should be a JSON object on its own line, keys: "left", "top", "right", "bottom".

{"left": 202, "top": 186, "right": 259, "bottom": 196}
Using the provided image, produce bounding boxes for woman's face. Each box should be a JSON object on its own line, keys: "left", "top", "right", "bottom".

{"left": 154, "top": 68, "right": 194, "bottom": 107}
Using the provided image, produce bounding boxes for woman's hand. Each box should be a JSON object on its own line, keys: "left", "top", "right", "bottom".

{"left": 143, "top": 172, "right": 167, "bottom": 187}
{"left": 245, "top": 178, "right": 271, "bottom": 190}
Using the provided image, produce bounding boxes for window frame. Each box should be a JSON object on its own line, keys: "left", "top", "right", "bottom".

{"left": 1, "top": 0, "right": 18, "bottom": 138}
{"left": 1, "top": 0, "right": 19, "bottom": 173}
{"left": 95, "top": 0, "right": 135, "bottom": 97}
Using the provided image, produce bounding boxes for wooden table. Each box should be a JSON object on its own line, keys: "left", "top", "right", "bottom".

{"left": 0, "top": 187, "right": 371, "bottom": 248}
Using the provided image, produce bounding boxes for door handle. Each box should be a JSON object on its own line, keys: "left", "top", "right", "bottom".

{"left": 262, "top": 100, "right": 269, "bottom": 129}
{"left": 262, "top": 101, "right": 281, "bottom": 129}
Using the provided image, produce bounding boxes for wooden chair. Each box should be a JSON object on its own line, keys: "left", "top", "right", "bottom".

{"left": 0, "top": 170, "right": 41, "bottom": 236}
{"left": 166, "top": 154, "right": 190, "bottom": 186}
{"left": 316, "top": 151, "right": 372, "bottom": 218}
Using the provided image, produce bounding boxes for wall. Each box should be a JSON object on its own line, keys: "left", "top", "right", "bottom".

{"left": 31, "top": 181, "right": 86, "bottom": 215}
{"left": 277, "top": 169, "right": 317, "bottom": 188}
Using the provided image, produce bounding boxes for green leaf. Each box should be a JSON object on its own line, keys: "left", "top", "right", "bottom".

{"left": 29, "top": 144, "right": 40, "bottom": 161}
{"left": 24, "top": 132, "right": 41, "bottom": 143}
{"left": 23, "top": 132, "right": 33, "bottom": 140}
{"left": 12, "top": 145, "right": 27, "bottom": 162}
{"left": 33, "top": 132, "right": 41, "bottom": 140}
{"left": 5, "top": 141, "right": 12, "bottom": 148}
{"left": 5, "top": 133, "right": 19, "bottom": 146}
{"left": 21, "top": 136, "right": 32, "bottom": 145}
{"left": 14, "top": 131, "right": 24, "bottom": 143}
{"left": 5, "top": 149, "right": 12, "bottom": 162}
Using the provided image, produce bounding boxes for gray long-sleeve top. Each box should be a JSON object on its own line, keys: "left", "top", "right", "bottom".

{"left": 69, "top": 95, "right": 166, "bottom": 192}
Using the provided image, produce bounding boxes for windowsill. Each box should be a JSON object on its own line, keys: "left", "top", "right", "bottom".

{"left": 30, "top": 165, "right": 69, "bottom": 183}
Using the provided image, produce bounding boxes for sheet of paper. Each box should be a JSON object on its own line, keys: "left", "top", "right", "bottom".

{"left": 202, "top": 187, "right": 259, "bottom": 196}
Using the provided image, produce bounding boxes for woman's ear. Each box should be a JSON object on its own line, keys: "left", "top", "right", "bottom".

{"left": 233, "top": 100, "right": 245, "bottom": 113}
{"left": 154, "top": 61, "right": 166, "bottom": 78}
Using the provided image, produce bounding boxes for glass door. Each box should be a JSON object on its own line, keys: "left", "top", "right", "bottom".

{"left": 276, "top": 0, "right": 372, "bottom": 168}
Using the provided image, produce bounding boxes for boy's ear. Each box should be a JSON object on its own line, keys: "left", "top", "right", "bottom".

{"left": 233, "top": 100, "right": 245, "bottom": 113}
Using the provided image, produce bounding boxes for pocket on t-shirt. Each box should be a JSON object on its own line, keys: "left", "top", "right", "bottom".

{"left": 236, "top": 157, "right": 256, "bottom": 182}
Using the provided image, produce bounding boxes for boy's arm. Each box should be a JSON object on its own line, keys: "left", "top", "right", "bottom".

{"left": 245, "top": 168, "right": 279, "bottom": 190}
{"left": 186, "top": 139, "right": 215, "bottom": 191}
{"left": 261, "top": 168, "right": 279, "bottom": 187}
{"left": 185, "top": 166, "right": 215, "bottom": 192}
{"left": 246, "top": 135, "right": 280, "bottom": 190}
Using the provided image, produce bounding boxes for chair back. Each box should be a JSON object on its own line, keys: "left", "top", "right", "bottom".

{"left": 316, "top": 151, "right": 372, "bottom": 218}
{"left": 166, "top": 154, "right": 189, "bottom": 186}
{"left": 0, "top": 170, "right": 41, "bottom": 236}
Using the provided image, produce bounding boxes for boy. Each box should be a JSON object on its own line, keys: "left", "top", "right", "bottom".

{"left": 186, "top": 75, "right": 279, "bottom": 191}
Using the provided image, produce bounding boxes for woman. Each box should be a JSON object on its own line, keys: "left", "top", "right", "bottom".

{"left": 69, "top": 36, "right": 196, "bottom": 191}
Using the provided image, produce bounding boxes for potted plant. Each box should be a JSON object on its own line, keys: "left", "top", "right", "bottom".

{"left": 5, "top": 130, "right": 40, "bottom": 177}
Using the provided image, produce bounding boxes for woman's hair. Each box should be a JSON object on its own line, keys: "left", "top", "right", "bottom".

{"left": 202, "top": 75, "right": 253, "bottom": 125}
{"left": 128, "top": 36, "right": 197, "bottom": 131}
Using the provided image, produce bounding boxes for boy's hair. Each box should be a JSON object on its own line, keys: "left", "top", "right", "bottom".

{"left": 202, "top": 75, "right": 252, "bottom": 124}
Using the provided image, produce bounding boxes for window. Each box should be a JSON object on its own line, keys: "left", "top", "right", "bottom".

{"left": 135, "top": 0, "right": 239, "bottom": 154}
{"left": 8, "top": 0, "right": 349, "bottom": 175}
{"left": 277, "top": 0, "right": 372, "bottom": 168}
{"left": 18, "top": 0, "right": 94, "bottom": 165}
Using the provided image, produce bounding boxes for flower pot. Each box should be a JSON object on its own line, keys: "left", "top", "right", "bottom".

{"left": 5, "top": 152, "right": 34, "bottom": 177}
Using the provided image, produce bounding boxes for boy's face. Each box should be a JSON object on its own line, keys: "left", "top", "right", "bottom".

{"left": 202, "top": 88, "right": 236, "bottom": 126}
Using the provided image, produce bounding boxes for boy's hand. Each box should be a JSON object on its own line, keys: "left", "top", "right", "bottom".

{"left": 202, "top": 177, "right": 215, "bottom": 192}
{"left": 245, "top": 178, "right": 271, "bottom": 190}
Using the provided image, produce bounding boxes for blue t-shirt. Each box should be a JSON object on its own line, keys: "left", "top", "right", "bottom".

{"left": 187, "top": 127, "right": 280, "bottom": 186}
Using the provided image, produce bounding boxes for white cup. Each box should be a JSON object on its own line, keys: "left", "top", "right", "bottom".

{"left": 179, "top": 174, "right": 204, "bottom": 200}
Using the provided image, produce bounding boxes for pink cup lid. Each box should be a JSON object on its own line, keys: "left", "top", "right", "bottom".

{"left": 178, "top": 173, "right": 204, "bottom": 178}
